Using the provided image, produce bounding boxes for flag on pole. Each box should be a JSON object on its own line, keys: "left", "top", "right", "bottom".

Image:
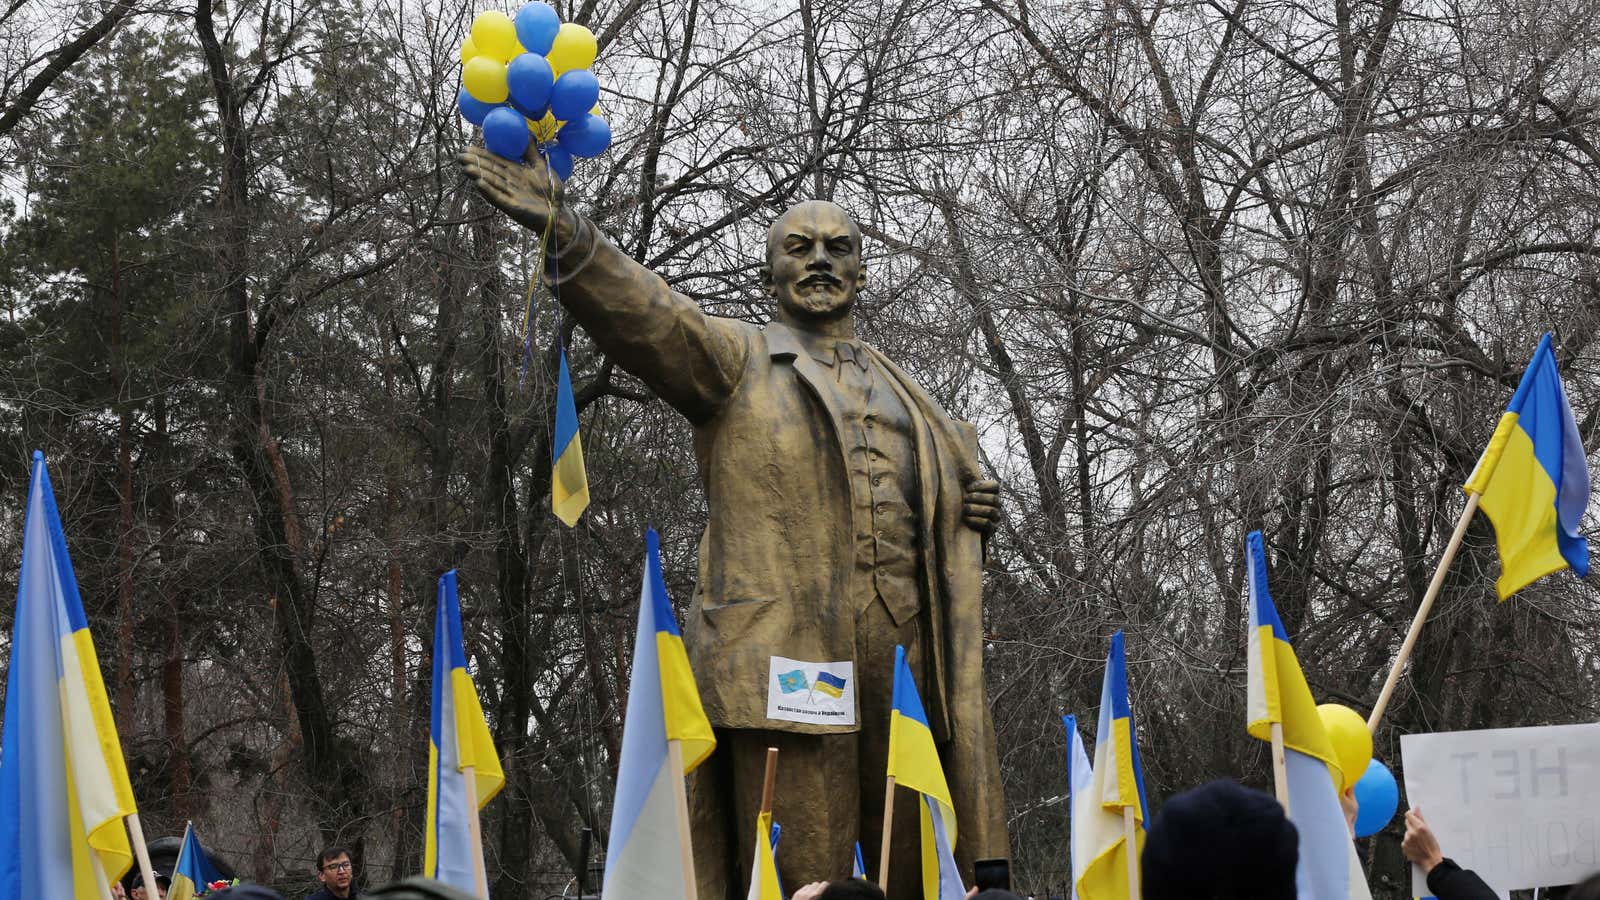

{"left": 425, "top": 570, "right": 505, "bottom": 894}
{"left": 746, "top": 811, "right": 782, "bottom": 900}
{"left": 1245, "top": 531, "right": 1371, "bottom": 900}
{"left": 886, "top": 645, "right": 964, "bottom": 900}
{"left": 1062, "top": 714, "right": 1094, "bottom": 900}
{"left": 1074, "top": 631, "right": 1148, "bottom": 900}
{"left": 167, "top": 822, "right": 226, "bottom": 900}
{"left": 0, "top": 451, "right": 139, "bottom": 898}
{"left": 1464, "top": 332, "right": 1590, "bottom": 599}
{"left": 601, "top": 529, "right": 716, "bottom": 900}
{"left": 853, "top": 841, "right": 868, "bottom": 880}
{"left": 552, "top": 347, "right": 591, "bottom": 527}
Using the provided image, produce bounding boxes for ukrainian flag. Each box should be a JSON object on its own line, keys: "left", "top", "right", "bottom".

{"left": 1074, "top": 631, "right": 1147, "bottom": 900}
{"left": 1062, "top": 715, "right": 1093, "bottom": 900}
{"left": 1464, "top": 333, "right": 1590, "bottom": 600}
{"left": 552, "top": 347, "right": 590, "bottom": 527}
{"left": 886, "top": 645, "right": 965, "bottom": 900}
{"left": 601, "top": 529, "right": 716, "bottom": 900}
{"left": 0, "top": 451, "right": 139, "bottom": 897}
{"left": 1245, "top": 531, "right": 1371, "bottom": 900}
{"left": 425, "top": 570, "right": 505, "bottom": 895}
{"left": 746, "top": 811, "right": 782, "bottom": 900}
{"left": 168, "top": 822, "right": 225, "bottom": 900}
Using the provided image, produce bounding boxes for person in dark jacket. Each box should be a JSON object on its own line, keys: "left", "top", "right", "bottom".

{"left": 1401, "top": 808, "right": 1498, "bottom": 900}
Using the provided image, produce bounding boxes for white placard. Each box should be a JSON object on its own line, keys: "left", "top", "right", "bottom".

{"left": 1400, "top": 722, "right": 1600, "bottom": 895}
{"left": 766, "top": 656, "right": 855, "bottom": 726}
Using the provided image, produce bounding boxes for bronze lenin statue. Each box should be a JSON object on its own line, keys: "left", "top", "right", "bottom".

{"left": 460, "top": 147, "right": 1008, "bottom": 900}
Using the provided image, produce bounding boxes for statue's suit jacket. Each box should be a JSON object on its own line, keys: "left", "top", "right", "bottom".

{"left": 550, "top": 219, "right": 1008, "bottom": 864}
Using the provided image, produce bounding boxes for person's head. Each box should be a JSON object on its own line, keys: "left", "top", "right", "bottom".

{"left": 1142, "top": 780, "right": 1298, "bottom": 900}
{"left": 761, "top": 200, "right": 866, "bottom": 325}
{"left": 125, "top": 869, "right": 172, "bottom": 899}
{"left": 317, "top": 846, "right": 355, "bottom": 893}
{"left": 972, "top": 892, "right": 1025, "bottom": 899}
{"left": 816, "top": 878, "right": 887, "bottom": 900}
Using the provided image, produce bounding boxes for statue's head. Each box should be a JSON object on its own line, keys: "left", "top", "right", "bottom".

{"left": 760, "top": 200, "right": 865, "bottom": 323}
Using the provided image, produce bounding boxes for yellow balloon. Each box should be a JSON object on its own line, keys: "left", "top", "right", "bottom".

{"left": 546, "top": 23, "right": 597, "bottom": 74}
{"left": 463, "top": 56, "right": 509, "bottom": 104}
{"left": 1317, "top": 703, "right": 1373, "bottom": 793}
{"left": 471, "top": 10, "right": 520, "bottom": 62}
{"left": 527, "top": 112, "right": 558, "bottom": 143}
{"left": 460, "top": 35, "right": 479, "bottom": 64}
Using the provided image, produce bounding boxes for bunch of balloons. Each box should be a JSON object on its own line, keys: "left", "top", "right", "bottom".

{"left": 457, "top": 2, "right": 613, "bottom": 179}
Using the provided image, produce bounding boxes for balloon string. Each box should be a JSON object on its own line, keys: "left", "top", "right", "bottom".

{"left": 518, "top": 156, "right": 559, "bottom": 390}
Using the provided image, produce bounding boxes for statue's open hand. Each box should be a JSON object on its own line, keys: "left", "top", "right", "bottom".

{"left": 962, "top": 478, "right": 1000, "bottom": 534}
{"left": 457, "top": 146, "right": 564, "bottom": 234}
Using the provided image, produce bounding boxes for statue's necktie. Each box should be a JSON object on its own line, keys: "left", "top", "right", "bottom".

{"left": 835, "top": 340, "right": 869, "bottom": 372}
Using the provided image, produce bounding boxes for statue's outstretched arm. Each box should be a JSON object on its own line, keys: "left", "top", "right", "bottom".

{"left": 459, "top": 147, "right": 747, "bottom": 423}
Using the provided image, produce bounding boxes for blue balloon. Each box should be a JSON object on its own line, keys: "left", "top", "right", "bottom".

{"left": 514, "top": 2, "right": 560, "bottom": 55}
{"left": 557, "top": 114, "right": 611, "bottom": 158}
{"left": 549, "top": 69, "right": 600, "bottom": 122}
{"left": 1352, "top": 758, "right": 1399, "bottom": 838}
{"left": 506, "top": 53, "right": 554, "bottom": 116}
{"left": 540, "top": 144, "right": 574, "bottom": 181}
{"left": 457, "top": 87, "right": 500, "bottom": 126}
{"left": 483, "top": 106, "right": 531, "bottom": 160}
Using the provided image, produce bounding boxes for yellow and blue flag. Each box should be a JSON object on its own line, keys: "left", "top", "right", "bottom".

{"left": 425, "top": 570, "right": 505, "bottom": 896}
{"left": 746, "top": 811, "right": 782, "bottom": 900}
{"left": 1075, "top": 631, "right": 1147, "bottom": 900}
{"left": 1245, "top": 531, "right": 1371, "bottom": 900}
{"left": 1464, "top": 333, "right": 1590, "bottom": 599}
{"left": 853, "top": 841, "right": 868, "bottom": 879}
{"left": 814, "top": 671, "right": 846, "bottom": 699}
{"left": 0, "top": 451, "right": 139, "bottom": 897}
{"left": 886, "top": 645, "right": 964, "bottom": 900}
{"left": 168, "top": 822, "right": 226, "bottom": 900}
{"left": 1062, "top": 714, "right": 1093, "bottom": 900}
{"left": 552, "top": 347, "right": 591, "bottom": 527}
{"left": 601, "top": 529, "right": 716, "bottom": 900}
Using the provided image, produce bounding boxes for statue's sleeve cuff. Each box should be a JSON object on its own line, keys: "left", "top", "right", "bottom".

{"left": 545, "top": 214, "right": 599, "bottom": 286}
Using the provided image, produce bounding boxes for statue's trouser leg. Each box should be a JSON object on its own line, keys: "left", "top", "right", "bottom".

{"left": 685, "top": 597, "right": 929, "bottom": 900}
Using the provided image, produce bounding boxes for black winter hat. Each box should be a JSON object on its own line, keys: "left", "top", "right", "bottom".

{"left": 1142, "top": 779, "right": 1299, "bottom": 900}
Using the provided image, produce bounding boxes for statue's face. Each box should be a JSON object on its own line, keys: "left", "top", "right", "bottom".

{"left": 762, "top": 201, "right": 865, "bottom": 321}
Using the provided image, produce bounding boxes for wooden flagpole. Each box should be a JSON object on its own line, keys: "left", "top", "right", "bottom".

{"left": 125, "top": 811, "right": 161, "bottom": 900}
{"left": 1268, "top": 722, "right": 1290, "bottom": 810}
{"left": 463, "top": 765, "right": 489, "bottom": 899}
{"left": 877, "top": 775, "right": 896, "bottom": 892}
{"left": 668, "top": 739, "right": 699, "bottom": 900}
{"left": 1121, "top": 806, "right": 1140, "bottom": 897}
{"left": 1367, "top": 492, "right": 1482, "bottom": 732}
{"left": 760, "top": 747, "right": 779, "bottom": 817}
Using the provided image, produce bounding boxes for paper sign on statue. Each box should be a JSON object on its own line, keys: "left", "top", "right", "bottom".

{"left": 1401, "top": 722, "right": 1600, "bottom": 895}
{"left": 766, "top": 656, "right": 855, "bottom": 726}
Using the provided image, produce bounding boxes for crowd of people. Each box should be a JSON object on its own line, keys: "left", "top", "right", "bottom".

{"left": 96, "top": 778, "right": 1600, "bottom": 900}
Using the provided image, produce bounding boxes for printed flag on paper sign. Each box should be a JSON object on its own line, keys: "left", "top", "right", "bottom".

{"left": 767, "top": 657, "right": 854, "bottom": 726}
{"left": 814, "top": 671, "right": 847, "bottom": 698}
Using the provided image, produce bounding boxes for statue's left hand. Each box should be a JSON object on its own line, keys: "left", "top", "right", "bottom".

{"left": 962, "top": 478, "right": 1000, "bottom": 534}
